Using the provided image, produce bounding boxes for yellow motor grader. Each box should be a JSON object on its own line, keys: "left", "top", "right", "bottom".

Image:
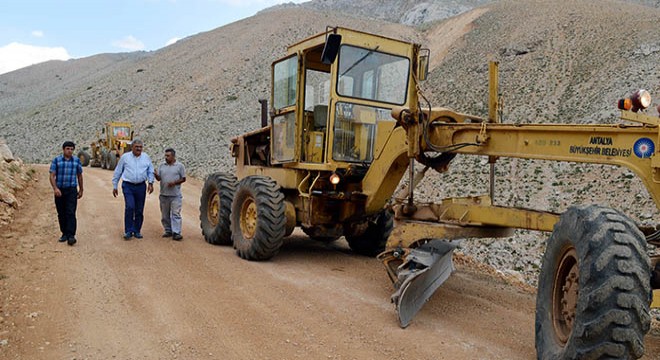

{"left": 199, "top": 27, "right": 660, "bottom": 359}
{"left": 78, "top": 122, "right": 133, "bottom": 170}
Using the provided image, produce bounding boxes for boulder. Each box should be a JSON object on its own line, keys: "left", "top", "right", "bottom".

{"left": 0, "top": 140, "right": 14, "bottom": 163}
{"left": 0, "top": 188, "right": 18, "bottom": 209}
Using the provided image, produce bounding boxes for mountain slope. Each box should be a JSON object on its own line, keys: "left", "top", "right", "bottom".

{"left": 0, "top": 8, "right": 420, "bottom": 173}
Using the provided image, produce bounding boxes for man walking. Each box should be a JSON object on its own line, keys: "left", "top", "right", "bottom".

{"left": 155, "top": 148, "right": 186, "bottom": 240}
{"left": 49, "top": 141, "right": 83, "bottom": 246}
{"left": 112, "top": 138, "right": 154, "bottom": 240}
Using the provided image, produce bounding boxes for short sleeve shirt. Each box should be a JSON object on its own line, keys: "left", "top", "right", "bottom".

{"left": 158, "top": 162, "right": 186, "bottom": 196}
{"left": 49, "top": 155, "right": 82, "bottom": 188}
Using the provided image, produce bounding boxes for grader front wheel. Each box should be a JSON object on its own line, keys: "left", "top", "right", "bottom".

{"left": 535, "top": 205, "right": 651, "bottom": 359}
{"left": 231, "top": 176, "right": 286, "bottom": 261}
{"left": 550, "top": 247, "right": 578, "bottom": 345}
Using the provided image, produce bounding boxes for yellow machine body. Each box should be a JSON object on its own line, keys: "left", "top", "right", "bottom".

{"left": 213, "top": 27, "right": 659, "bottom": 359}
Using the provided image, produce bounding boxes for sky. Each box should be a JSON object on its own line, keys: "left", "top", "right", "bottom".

{"left": 0, "top": 0, "right": 307, "bottom": 75}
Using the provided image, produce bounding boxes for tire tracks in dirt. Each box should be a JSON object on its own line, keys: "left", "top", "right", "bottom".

{"left": 0, "top": 165, "right": 658, "bottom": 359}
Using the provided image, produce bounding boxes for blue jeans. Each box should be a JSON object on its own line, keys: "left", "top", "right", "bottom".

{"left": 122, "top": 181, "right": 146, "bottom": 234}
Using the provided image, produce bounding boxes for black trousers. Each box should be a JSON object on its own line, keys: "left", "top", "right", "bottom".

{"left": 55, "top": 187, "right": 78, "bottom": 237}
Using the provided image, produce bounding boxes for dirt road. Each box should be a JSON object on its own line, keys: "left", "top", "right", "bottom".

{"left": 0, "top": 166, "right": 658, "bottom": 359}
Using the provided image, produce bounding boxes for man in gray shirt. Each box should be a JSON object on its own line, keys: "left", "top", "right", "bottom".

{"left": 154, "top": 148, "right": 186, "bottom": 240}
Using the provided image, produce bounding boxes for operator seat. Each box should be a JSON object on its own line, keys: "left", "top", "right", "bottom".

{"left": 313, "top": 105, "right": 328, "bottom": 130}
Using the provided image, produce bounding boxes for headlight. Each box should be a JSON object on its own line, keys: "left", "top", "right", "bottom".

{"left": 631, "top": 89, "right": 652, "bottom": 111}
{"left": 329, "top": 173, "right": 341, "bottom": 185}
{"left": 619, "top": 90, "right": 653, "bottom": 113}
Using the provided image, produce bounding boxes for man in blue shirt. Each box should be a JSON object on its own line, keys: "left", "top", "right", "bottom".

{"left": 112, "top": 138, "right": 154, "bottom": 240}
{"left": 49, "top": 141, "right": 83, "bottom": 246}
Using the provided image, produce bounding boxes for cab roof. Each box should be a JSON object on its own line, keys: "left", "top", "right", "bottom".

{"left": 285, "top": 27, "right": 419, "bottom": 56}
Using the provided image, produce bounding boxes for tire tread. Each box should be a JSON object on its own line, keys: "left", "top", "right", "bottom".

{"left": 199, "top": 172, "right": 237, "bottom": 245}
{"left": 535, "top": 205, "right": 651, "bottom": 359}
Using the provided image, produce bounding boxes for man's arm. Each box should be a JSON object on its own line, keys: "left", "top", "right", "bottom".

{"left": 112, "top": 155, "right": 124, "bottom": 197}
{"left": 167, "top": 177, "right": 186, "bottom": 187}
{"left": 146, "top": 157, "right": 155, "bottom": 184}
{"left": 167, "top": 164, "right": 186, "bottom": 187}
{"left": 146, "top": 155, "right": 155, "bottom": 194}
{"left": 49, "top": 158, "right": 61, "bottom": 197}
{"left": 112, "top": 155, "right": 124, "bottom": 189}
{"left": 77, "top": 173, "right": 84, "bottom": 199}
{"left": 49, "top": 171, "right": 62, "bottom": 197}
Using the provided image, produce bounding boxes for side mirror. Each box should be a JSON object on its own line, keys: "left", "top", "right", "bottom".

{"left": 321, "top": 34, "right": 341, "bottom": 65}
{"left": 418, "top": 49, "right": 430, "bottom": 81}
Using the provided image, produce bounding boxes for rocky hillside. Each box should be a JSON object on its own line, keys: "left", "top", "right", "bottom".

{"left": 279, "top": 0, "right": 660, "bottom": 26}
{"left": 0, "top": 7, "right": 421, "bottom": 174}
{"left": 419, "top": 0, "right": 660, "bottom": 217}
{"left": 1, "top": 0, "right": 658, "bottom": 176}
{"left": 0, "top": 141, "right": 35, "bottom": 227}
{"left": 1, "top": 0, "right": 659, "bottom": 285}
{"left": 269, "top": 0, "right": 494, "bottom": 26}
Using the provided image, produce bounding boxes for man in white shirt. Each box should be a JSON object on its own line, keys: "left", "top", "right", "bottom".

{"left": 112, "top": 138, "right": 155, "bottom": 240}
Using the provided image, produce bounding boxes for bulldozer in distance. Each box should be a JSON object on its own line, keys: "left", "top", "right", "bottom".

{"left": 78, "top": 122, "right": 133, "bottom": 170}
{"left": 199, "top": 27, "right": 659, "bottom": 359}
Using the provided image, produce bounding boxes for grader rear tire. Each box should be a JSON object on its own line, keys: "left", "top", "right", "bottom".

{"left": 100, "top": 150, "right": 107, "bottom": 169}
{"left": 77, "top": 151, "right": 90, "bottom": 166}
{"left": 231, "top": 176, "right": 285, "bottom": 260}
{"left": 345, "top": 209, "right": 393, "bottom": 257}
{"left": 535, "top": 205, "right": 651, "bottom": 359}
{"left": 107, "top": 151, "right": 118, "bottom": 170}
{"left": 199, "top": 172, "right": 237, "bottom": 245}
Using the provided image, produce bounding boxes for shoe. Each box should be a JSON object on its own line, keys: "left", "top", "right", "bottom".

{"left": 67, "top": 236, "right": 77, "bottom": 246}
{"left": 123, "top": 232, "right": 133, "bottom": 240}
{"left": 134, "top": 232, "right": 143, "bottom": 239}
{"left": 58, "top": 235, "right": 67, "bottom": 243}
{"left": 162, "top": 232, "right": 172, "bottom": 238}
{"left": 172, "top": 233, "right": 183, "bottom": 241}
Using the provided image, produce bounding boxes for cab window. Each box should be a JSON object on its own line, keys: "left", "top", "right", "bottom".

{"left": 273, "top": 56, "right": 298, "bottom": 109}
{"left": 337, "top": 45, "right": 409, "bottom": 105}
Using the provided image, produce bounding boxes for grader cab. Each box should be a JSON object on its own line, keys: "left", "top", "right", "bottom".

{"left": 78, "top": 122, "right": 133, "bottom": 170}
{"left": 200, "top": 27, "right": 659, "bottom": 359}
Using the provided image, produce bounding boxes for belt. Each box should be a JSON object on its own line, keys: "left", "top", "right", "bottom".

{"left": 123, "top": 181, "right": 145, "bottom": 185}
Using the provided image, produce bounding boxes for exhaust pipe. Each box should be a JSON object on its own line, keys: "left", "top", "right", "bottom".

{"left": 259, "top": 99, "right": 268, "bottom": 128}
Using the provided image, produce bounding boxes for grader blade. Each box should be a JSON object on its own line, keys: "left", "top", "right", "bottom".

{"left": 391, "top": 240, "right": 460, "bottom": 328}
